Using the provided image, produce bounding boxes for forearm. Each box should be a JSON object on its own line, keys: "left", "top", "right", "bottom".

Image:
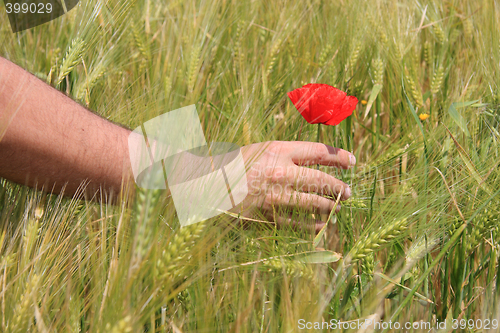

{"left": 0, "top": 56, "right": 133, "bottom": 199}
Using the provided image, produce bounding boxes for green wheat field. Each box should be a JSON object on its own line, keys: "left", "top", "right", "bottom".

{"left": 1, "top": 0, "right": 500, "bottom": 331}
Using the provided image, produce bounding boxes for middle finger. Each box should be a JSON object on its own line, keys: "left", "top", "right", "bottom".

{"left": 288, "top": 166, "right": 351, "bottom": 200}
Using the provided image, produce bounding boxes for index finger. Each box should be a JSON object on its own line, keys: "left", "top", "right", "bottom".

{"left": 288, "top": 142, "right": 356, "bottom": 169}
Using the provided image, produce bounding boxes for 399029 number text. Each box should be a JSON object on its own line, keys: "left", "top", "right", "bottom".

{"left": 5, "top": 2, "right": 53, "bottom": 14}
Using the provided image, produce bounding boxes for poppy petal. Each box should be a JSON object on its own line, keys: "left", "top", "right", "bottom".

{"left": 288, "top": 83, "right": 358, "bottom": 126}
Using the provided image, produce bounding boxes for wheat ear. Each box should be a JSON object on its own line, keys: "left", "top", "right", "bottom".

{"left": 348, "top": 218, "right": 408, "bottom": 262}
{"left": 56, "top": 38, "right": 86, "bottom": 87}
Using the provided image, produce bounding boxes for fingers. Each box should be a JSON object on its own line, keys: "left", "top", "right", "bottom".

{"left": 286, "top": 166, "right": 351, "bottom": 200}
{"left": 274, "top": 216, "right": 326, "bottom": 234}
{"left": 265, "top": 191, "right": 342, "bottom": 215}
{"left": 275, "top": 211, "right": 343, "bottom": 234}
{"left": 287, "top": 142, "right": 356, "bottom": 169}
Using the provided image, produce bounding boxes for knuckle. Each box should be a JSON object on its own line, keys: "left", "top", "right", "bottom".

{"left": 313, "top": 144, "right": 327, "bottom": 162}
{"left": 266, "top": 141, "right": 282, "bottom": 153}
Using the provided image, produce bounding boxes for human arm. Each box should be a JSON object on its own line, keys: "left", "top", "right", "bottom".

{"left": 0, "top": 56, "right": 133, "bottom": 199}
{"left": 0, "top": 56, "right": 355, "bottom": 229}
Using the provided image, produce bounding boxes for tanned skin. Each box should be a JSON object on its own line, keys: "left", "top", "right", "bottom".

{"left": 0, "top": 56, "right": 132, "bottom": 200}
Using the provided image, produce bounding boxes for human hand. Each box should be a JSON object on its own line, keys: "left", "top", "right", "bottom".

{"left": 232, "top": 141, "right": 355, "bottom": 233}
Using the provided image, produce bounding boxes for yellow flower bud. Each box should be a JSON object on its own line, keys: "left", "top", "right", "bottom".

{"left": 419, "top": 113, "right": 430, "bottom": 121}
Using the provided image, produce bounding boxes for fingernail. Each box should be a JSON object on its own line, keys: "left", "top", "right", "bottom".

{"left": 335, "top": 203, "right": 341, "bottom": 212}
{"left": 344, "top": 186, "right": 351, "bottom": 198}
{"left": 349, "top": 154, "right": 356, "bottom": 167}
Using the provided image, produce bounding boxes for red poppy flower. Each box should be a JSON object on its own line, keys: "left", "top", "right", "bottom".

{"left": 287, "top": 83, "right": 358, "bottom": 126}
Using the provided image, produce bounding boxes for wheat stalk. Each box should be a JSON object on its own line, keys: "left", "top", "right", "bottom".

{"left": 187, "top": 45, "right": 201, "bottom": 93}
{"left": 242, "top": 117, "right": 251, "bottom": 145}
{"left": 378, "top": 30, "right": 389, "bottom": 50}
{"left": 423, "top": 40, "right": 432, "bottom": 66}
{"left": 342, "top": 197, "right": 368, "bottom": 209}
{"left": 394, "top": 42, "right": 403, "bottom": 61}
{"left": 430, "top": 65, "right": 444, "bottom": 95}
{"left": 433, "top": 25, "right": 446, "bottom": 44}
{"left": 104, "top": 315, "right": 133, "bottom": 333}
{"left": 131, "top": 188, "right": 161, "bottom": 269}
{"left": 405, "top": 236, "right": 440, "bottom": 267}
{"left": 267, "top": 38, "right": 282, "bottom": 76}
{"left": 359, "top": 145, "right": 410, "bottom": 176}
{"left": 361, "top": 253, "right": 375, "bottom": 281}
{"left": 46, "top": 47, "right": 61, "bottom": 85}
{"left": 157, "top": 222, "right": 206, "bottom": 286}
{"left": 75, "top": 62, "right": 105, "bottom": 101}
{"left": 408, "top": 48, "right": 419, "bottom": 80}
{"left": 56, "top": 38, "right": 86, "bottom": 87}
{"left": 405, "top": 67, "right": 423, "bottom": 108}
{"left": 233, "top": 22, "right": 245, "bottom": 76}
{"left": 287, "top": 37, "right": 298, "bottom": 60}
{"left": 347, "top": 218, "right": 408, "bottom": 262}
{"left": 164, "top": 74, "right": 172, "bottom": 98}
{"left": 131, "top": 22, "right": 149, "bottom": 59}
{"left": 20, "top": 217, "right": 40, "bottom": 269}
{"left": 346, "top": 40, "right": 362, "bottom": 78}
{"left": 263, "top": 258, "right": 314, "bottom": 279}
{"left": 467, "top": 201, "right": 499, "bottom": 252}
{"left": 10, "top": 274, "right": 40, "bottom": 333}
{"left": 367, "top": 15, "right": 389, "bottom": 50}
{"left": 371, "top": 58, "right": 384, "bottom": 86}
{"left": 463, "top": 18, "right": 474, "bottom": 40}
{"left": 318, "top": 43, "right": 333, "bottom": 68}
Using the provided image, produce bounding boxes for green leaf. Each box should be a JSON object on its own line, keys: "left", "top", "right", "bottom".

{"left": 376, "top": 272, "right": 434, "bottom": 305}
{"left": 256, "top": 236, "right": 311, "bottom": 245}
{"left": 422, "top": 90, "right": 431, "bottom": 103}
{"left": 340, "top": 276, "right": 356, "bottom": 314}
{"left": 355, "top": 122, "right": 389, "bottom": 143}
{"left": 314, "top": 215, "right": 336, "bottom": 248}
{"left": 404, "top": 92, "right": 424, "bottom": 137}
{"left": 448, "top": 103, "right": 471, "bottom": 137}
{"left": 383, "top": 223, "right": 467, "bottom": 333}
{"left": 445, "top": 127, "right": 492, "bottom": 196}
{"left": 452, "top": 99, "right": 480, "bottom": 109}
{"left": 293, "top": 250, "right": 342, "bottom": 264}
{"left": 362, "top": 83, "right": 383, "bottom": 119}
{"left": 209, "top": 101, "right": 234, "bottom": 122}
{"left": 314, "top": 196, "right": 340, "bottom": 248}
